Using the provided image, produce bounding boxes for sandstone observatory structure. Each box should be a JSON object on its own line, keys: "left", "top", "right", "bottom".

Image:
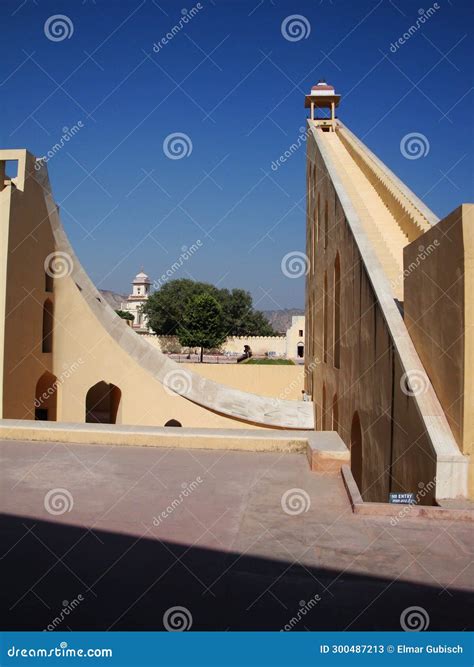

{"left": 304, "top": 82, "right": 472, "bottom": 503}
{"left": 0, "top": 150, "right": 313, "bottom": 431}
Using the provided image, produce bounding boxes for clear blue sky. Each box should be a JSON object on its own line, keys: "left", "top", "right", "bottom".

{"left": 1, "top": 0, "right": 472, "bottom": 309}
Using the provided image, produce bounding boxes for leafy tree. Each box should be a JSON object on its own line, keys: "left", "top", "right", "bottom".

{"left": 178, "top": 294, "right": 227, "bottom": 362}
{"left": 143, "top": 279, "right": 220, "bottom": 335}
{"left": 143, "top": 279, "right": 275, "bottom": 337}
{"left": 115, "top": 309, "right": 134, "bottom": 321}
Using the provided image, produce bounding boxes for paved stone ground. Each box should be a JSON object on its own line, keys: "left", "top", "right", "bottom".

{"left": 1, "top": 439, "right": 472, "bottom": 631}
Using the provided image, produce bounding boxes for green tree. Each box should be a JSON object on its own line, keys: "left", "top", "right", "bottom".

{"left": 178, "top": 294, "right": 227, "bottom": 362}
{"left": 142, "top": 279, "right": 276, "bottom": 337}
{"left": 143, "top": 279, "right": 220, "bottom": 335}
{"left": 115, "top": 309, "right": 134, "bottom": 321}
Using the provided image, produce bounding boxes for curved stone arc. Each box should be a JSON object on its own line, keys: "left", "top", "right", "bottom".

{"left": 34, "top": 162, "right": 313, "bottom": 430}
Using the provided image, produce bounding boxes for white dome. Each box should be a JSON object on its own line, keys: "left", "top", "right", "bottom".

{"left": 132, "top": 270, "right": 151, "bottom": 284}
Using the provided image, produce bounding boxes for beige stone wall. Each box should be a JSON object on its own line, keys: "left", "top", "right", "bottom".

{"left": 305, "top": 126, "right": 469, "bottom": 503}
{"left": 1, "top": 152, "right": 56, "bottom": 419}
{"left": 404, "top": 204, "right": 474, "bottom": 495}
{"left": 141, "top": 334, "right": 287, "bottom": 357}
{"left": 181, "top": 363, "right": 305, "bottom": 400}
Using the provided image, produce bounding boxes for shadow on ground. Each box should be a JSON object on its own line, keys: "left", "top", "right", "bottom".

{"left": 1, "top": 513, "right": 472, "bottom": 631}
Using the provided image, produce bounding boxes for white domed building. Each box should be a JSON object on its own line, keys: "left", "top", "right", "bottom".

{"left": 120, "top": 269, "right": 152, "bottom": 332}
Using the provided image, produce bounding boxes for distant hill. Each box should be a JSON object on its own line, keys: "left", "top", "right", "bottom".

{"left": 262, "top": 309, "right": 304, "bottom": 334}
{"left": 99, "top": 289, "right": 127, "bottom": 310}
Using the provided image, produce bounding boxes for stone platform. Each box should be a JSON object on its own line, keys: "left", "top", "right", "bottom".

{"left": 1, "top": 439, "right": 472, "bottom": 631}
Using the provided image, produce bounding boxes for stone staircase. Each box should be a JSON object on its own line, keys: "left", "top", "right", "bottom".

{"left": 322, "top": 131, "right": 408, "bottom": 301}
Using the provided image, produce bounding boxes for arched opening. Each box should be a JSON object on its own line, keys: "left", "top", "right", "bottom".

{"left": 333, "top": 252, "right": 341, "bottom": 369}
{"left": 350, "top": 412, "right": 363, "bottom": 492}
{"left": 322, "top": 383, "right": 327, "bottom": 430}
{"left": 297, "top": 343, "right": 304, "bottom": 358}
{"left": 332, "top": 393, "right": 338, "bottom": 432}
{"left": 164, "top": 419, "right": 182, "bottom": 427}
{"left": 323, "top": 271, "right": 328, "bottom": 363}
{"left": 42, "top": 299, "right": 53, "bottom": 353}
{"left": 85, "top": 382, "right": 121, "bottom": 424}
{"left": 324, "top": 200, "right": 328, "bottom": 250}
{"left": 35, "top": 371, "right": 58, "bottom": 421}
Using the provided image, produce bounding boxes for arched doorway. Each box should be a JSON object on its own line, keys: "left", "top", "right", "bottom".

{"left": 350, "top": 412, "right": 363, "bottom": 492}
{"left": 35, "top": 371, "right": 58, "bottom": 421}
{"left": 297, "top": 343, "right": 304, "bottom": 358}
{"left": 85, "top": 382, "right": 121, "bottom": 424}
{"left": 164, "top": 419, "right": 182, "bottom": 427}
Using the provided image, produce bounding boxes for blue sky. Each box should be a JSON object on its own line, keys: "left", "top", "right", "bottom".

{"left": 1, "top": 0, "right": 472, "bottom": 308}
